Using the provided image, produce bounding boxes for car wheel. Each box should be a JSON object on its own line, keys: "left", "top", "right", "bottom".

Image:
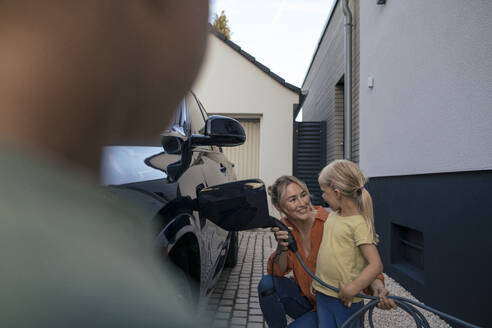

{"left": 167, "top": 234, "right": 201, "bottom": 308}
{"left": 173, "top": 267, "right": 200, "bottom": 311}
{"left": 224, "top": 232, "right": 238, "bottom": 267}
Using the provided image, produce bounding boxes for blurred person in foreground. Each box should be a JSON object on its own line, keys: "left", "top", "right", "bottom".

{"left": 0, "top": 1, "right": 209, "bottom": 327}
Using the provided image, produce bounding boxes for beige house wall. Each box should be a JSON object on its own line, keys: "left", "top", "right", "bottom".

{"left": 192, "top": 33, "right": 299, "bottom": 195}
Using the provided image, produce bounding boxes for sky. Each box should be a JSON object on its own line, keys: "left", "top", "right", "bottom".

{"left": 210, "top": 0, "right": 336, "bottom": 88}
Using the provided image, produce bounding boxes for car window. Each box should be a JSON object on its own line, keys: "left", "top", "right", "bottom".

{"left": 186, "top": 93, "right": 206, "bottom": 135}
{"left": 169, "top": 100, "right": 184, "bottom": 128}
{"left": 196, "top": 96, "right": 209, "bottom": 119}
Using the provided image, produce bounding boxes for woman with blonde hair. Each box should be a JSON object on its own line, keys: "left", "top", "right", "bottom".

{"left": 258, "top": 175, "right": 394, "bottom": 328}
{"left": 313, "top": 160, "right": 384, "bottom": 327}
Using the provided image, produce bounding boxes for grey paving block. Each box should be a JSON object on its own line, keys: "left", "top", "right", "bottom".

{"left": 234, "top": 303, "right": 248, "bottom": 311}
{"left": 219, "top": 299, "right": 233, "bottom": 306}
{"left": 249, "top": 308, "right": 263, "bottom": 315}
{"left": 248, "top": 315, "right": 264, "bottom": 323}
{"left": 247, "top": 323, "right": 264, "bottom": 328}
{"left": 236, "top": 298, "right": 248, "bottom": 304}
{"left": 217, "top": 306, "right": 232, "bottom": 313}
{"left": 249, "top": 302, "right": 261, "bottom": 309}
{"left": 231, "top": 317, "right": 247, "bottom": 325}
{"left": 233, "top": 310, "right": 248, "bottom": 317}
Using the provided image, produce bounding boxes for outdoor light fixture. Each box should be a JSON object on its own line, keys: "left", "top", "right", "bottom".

{"left": 377, "top": 0, "right": 386, "bottom": 4}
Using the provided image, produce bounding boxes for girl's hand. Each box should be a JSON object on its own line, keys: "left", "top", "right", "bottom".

{"left": 339, "top": 282, "right": 358, "bottom": 308}
{"left": 271, "top": 226, "right": 292, "bottom": 251}
{"left": 372, "top": 284, "right": 397, "bottom": 310}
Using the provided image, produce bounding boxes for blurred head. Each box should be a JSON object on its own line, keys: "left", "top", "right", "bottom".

{"left": 268, "top": 175, "right": 312, "bottom": 221}
{"left": 318, "top": 160, "right": 378, "bottom": 243}
{"left": 0, "top": 0, "right": 209, "bottom": 171}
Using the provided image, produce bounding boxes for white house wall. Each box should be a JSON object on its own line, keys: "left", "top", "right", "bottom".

{"left": 360, "top": 0, "right": 492, "bottom": 177}
{"left": 192, "top": 34, "right": 298, "bottom": 189}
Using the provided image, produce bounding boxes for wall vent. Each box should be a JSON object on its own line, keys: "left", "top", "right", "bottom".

{"left": 391, "top": 223, "right": 424, "bottom": 283}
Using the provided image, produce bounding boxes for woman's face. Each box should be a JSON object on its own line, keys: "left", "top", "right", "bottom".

{"left": 277, "top": 183, "right": 312, "bottom": 221}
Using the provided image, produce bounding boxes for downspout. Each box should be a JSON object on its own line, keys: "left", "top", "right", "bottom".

{"left": 341, "top": 0, "right": 353, "bottom": 160}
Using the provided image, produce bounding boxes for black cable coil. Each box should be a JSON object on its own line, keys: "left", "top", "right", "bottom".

{"left": 294, "top": 252, "right": 481, "bottom": 328}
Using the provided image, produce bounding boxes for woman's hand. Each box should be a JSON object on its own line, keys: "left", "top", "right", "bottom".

{"left": 271, "top": 226, "right": 292, "bottom": 251}
{"left": 338, "top": 281, "right": 358, "bottom": 308}
{"left": 371, "top": 280, "right": 397, "bottom": 310}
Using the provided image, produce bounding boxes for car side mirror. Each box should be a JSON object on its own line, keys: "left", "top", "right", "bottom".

{"left": 197, "top": 179, "right": 273, "bottom": 231}
{"left": 160, "top": 125, "right": 186, "bottom": 154}
{"left": 191, "top": 115, "right": 246, "bottom": 147}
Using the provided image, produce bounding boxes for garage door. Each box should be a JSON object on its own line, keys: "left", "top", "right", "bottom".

{"left": 222, "top": 118, "right": 260, "bottom": 180}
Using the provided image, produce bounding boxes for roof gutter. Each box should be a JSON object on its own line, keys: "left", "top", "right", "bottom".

{"left": 342, "top": 0, "right": 353, "bottom": 160}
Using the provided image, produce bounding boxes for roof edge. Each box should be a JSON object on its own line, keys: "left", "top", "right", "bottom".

{"left": 208, "top": 25, "right": 300, "bottom": 94}
{"left": 301, "top": 0, "right": 340, "bottom": 88}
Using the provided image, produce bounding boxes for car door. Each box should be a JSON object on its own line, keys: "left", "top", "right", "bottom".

{"left": 186, "top": 93, "right": 233, "bottom": 293}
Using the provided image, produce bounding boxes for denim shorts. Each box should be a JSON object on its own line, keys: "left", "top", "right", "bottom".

{"left": 316, "top": 292, "right": 363, "bottom": 328}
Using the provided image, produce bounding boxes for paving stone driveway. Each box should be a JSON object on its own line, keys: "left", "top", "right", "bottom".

{"left": 204, "top": 231, "right": 452, "bottom": 328}
{"left": 206, "top": 231, "right": 275, "bottom": 328}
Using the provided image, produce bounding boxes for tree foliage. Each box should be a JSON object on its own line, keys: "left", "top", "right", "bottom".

{"left": 213, "top": 10, "right": 231, "bottom": 40}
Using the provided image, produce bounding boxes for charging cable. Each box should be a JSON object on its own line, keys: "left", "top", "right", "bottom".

{"left": 268, "top": 219, "right": 481, "bottom": 328}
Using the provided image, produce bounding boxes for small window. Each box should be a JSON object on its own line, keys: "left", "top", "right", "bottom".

{"left": 391, "top": 223, "right": 424, "bottom": 283}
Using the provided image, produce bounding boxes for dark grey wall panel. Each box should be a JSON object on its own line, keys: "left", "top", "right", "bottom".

{"left": 369, "top": 170, "right": 492, "bottom": 327}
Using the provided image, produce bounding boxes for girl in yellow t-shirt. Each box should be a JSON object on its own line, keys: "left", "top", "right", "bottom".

{"left": 313, "top": 160, "right": 383, "bottom": 328}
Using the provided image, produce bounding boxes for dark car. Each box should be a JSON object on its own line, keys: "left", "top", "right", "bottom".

{"left": 100, "top": 92, "right": 248, "bottom": 304}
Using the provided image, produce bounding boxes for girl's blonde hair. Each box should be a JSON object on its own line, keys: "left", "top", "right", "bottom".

{"left": 318, "top": 160, "right": 379, "bottom": 244}
{"left": 268, "top": 175, "right": 310, "bottom": 208}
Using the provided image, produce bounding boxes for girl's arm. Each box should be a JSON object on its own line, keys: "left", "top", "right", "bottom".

{"left": 370, "top": 278, "right": 397, "bottom": 309}
{"left": 339, "top": 244, "right": 383, "bottom": 307}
